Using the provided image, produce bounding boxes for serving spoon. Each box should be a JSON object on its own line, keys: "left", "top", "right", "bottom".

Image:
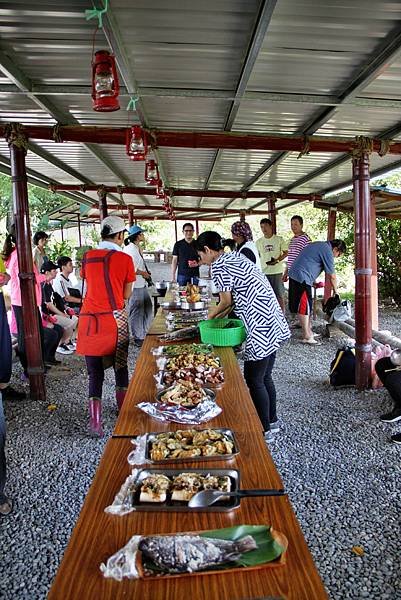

{"left": 188, "top": 488, "right": 286, "bottom": 508}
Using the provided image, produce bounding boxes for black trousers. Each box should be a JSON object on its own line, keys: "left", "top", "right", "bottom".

{"left": 243, "top": 352, "right": 277, "bottom": 432}
{"left": 375, "top": 357, "right": 401, "bottom": 409}
{"left": 13, "top": 306, "right": 62, "bottom": 372}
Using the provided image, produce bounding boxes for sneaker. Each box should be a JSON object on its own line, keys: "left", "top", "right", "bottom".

{"left": 391, "top": 433, "right": 401, "bottom": 445}
{"left": 67, "top": 341, "right": 76, "bottom": 350}
{"left": 270, "top": 420, "right": 280, "bottom": 433}
{"left": 380, "top": 408, "right": 401, "bottom": 423}
{"left": 56, "top": 344, "right": 74, "bottom": 355}
{"left": 264, "top": 430, "right": 274, "bottom": 443}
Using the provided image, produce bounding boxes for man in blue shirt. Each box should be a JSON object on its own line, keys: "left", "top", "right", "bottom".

{"left": 289, "top": 240, "right": 346, "bottom": 344}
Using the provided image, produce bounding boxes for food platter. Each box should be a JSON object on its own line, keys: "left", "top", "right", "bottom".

{"left": 180, "top": 300, "right": 207, "bottom": 311}
{"left": 155, "top": 382, "right": 215, "bottom": 409}
{"left": 101, "top": 525, "right": 288, "bottom": 580}
{"left": 144, "top": 428, "right": 239, "bottom": 463}
{"left": 128, "top": 468, "right": 240, "bottom": 512}
{"left": 160, "top": 301, "right": 182, "bottom": 310}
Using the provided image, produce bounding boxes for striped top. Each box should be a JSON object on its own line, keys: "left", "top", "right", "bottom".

{"left": 211, "top": 252, "right": 290, "bottom": 361}
{"left": 287, "top": 233, "right": 311, "bottom": 269}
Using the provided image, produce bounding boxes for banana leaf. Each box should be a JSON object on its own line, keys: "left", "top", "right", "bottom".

{"left": 141, "top": 524, "right": 285, "bottom": 575}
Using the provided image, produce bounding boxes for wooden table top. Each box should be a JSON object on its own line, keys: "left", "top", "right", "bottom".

{"left": 114, "top": 335, "right": 265, "bottom": 436}
{"left": 48, "top": 437, "right": 327, "bottom": 600}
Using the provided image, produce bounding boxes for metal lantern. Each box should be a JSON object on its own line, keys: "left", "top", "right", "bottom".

{"left": 92, "top": 50, "right": 120, "bottom": 112}
{"left": 156, "top": 178, "right": 165, "bottom": 199}
{"left": 145, "top": 159, "right": 159, "bottom": 185}
{"left": 126, "top": 125, "right": 147, "bottom": 161}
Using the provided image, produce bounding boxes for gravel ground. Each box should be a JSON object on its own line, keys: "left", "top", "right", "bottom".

{"left": 1, "top": 286, "right": 400, "bottom": 599}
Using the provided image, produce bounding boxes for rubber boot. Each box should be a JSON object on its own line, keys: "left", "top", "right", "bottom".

{"left": 89, "top": 397, "right": 103, "bottom": 437}
{"left": 116, "top": 387, "right": 127, "bottom": 411}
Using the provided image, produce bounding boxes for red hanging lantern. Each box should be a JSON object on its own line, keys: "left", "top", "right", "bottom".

{"left": 92, "top": 50, "right": 120, "bottom": 112}
{"left": 126, "top": 125, "right": 147, "bottom": 161}
{"left": 145, "top": 159, "right": 159, "bottom": 186}
{"left": 156, "top": 179, "right": 165, "bottom": 199}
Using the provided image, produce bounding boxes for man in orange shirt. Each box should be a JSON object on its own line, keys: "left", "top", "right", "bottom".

{"left": 76, "top": 216, "right": 136, "bottom": 436}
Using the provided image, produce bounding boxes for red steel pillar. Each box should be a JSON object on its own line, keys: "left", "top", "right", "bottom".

{"left": 8, "top": 132, "right": 46, "bottom": 400}
{"left": 324, "top": 207, "right": 337, "bottom": 302}
{"left": 174, "top": 220, "right": 178, "bottom": 242}
{"left": 77, "top": 214, "right": 82, "bottom": 247}
{"left": 370, "top": 194, "right": 379, "bottom": 330}
{"left": 353, "top": 154, "right": 372, "bottom": 390}
{"left": 60, "top": 223, "right": 64, "bottom": 242}
{"left": 267, "top": 197, "right": 277, "bottom": 234}
{"left": 128, "top": 206, "right": 134, "bottom": 227}
{"left": 195, "top": 219, "right": 199, "bottom": 236}
{"left": 97, "top": 186, "right": 108, "bottom": 222}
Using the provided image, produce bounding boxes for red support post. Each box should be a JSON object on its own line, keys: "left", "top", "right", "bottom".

{"left": 60, "top": 224, "right": 64, "bottom": 242}
{"left": 174, "top": 220, "right": 178, "bottom": 242}
{"left": 9, "top": 140, "right": 46, "bottom": 401}
{"left": 267, "top": 197, "right": 277, "bottom": 234}
{"left": 195, "top": 219, "right": 199, "bottom": 236}
{"left": 370, "top": 193, "right": 379, "bottom": 330}
{"left": 324, "top": 207, "right": 337, "bottom": 302}
{"left": 77, "top": 214, "right": 82, "bottom": 247}
{"left": 128, "top": 206, "right": 134, "bottom": 227}
{"left": 353, "top": 155, "right": 372, "bottom": 390}
{"left": 97, "top": 186, "right": 108, "bottom": 222}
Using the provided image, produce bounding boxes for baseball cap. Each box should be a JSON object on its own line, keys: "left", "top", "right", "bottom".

{"left": 40, "top": 260, "right": 59, "bottom": 274}
{"left": 128, "top": 224, "right": 145, "bottom": 236}
{"left": 101, "top": 215, "right": 127, "bottom": 236}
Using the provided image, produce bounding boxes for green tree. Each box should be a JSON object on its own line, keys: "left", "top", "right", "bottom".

{"left": 0, "top": 173, "right": 69, "bottom": 230}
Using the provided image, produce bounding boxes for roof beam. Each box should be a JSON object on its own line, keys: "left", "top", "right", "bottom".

{"left": 0, "top": 45, "right": 129, "bottom": 199}
{"left": 242, "top": 21, "right": 401, "bottom": 193}
{"left": 5, "top": 83, "right": 401, "bottom": 109}
{"left": 199, "top": 0, "right": 277, "bottom": 207}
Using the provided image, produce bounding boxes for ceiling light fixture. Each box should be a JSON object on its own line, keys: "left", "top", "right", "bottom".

{"left": 126, "top": 125, "right": 147, "bottom": 161}
{"left": 92, "top": 50, "right": 120, "bottom": 112}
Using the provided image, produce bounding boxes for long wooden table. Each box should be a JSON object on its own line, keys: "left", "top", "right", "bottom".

{"left": 48, "top": 308, "right": 328, "bottom": 599}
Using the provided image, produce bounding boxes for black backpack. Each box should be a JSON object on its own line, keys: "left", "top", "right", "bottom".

{"left": 323, "top": 293, "right": 341, "bottom": 317}
{"left": 329, "top": 346, "right": 356, "bottom": 387}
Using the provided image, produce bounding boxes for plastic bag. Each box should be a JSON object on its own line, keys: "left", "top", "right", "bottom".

{"left": 104, "top": 469, "right": 139, "bottom": 516}
{"left": 329, "top": 300, "right": 352, "bottom": 323}
{"left": 100, "top": 535, "right": 141, "bottom": 580}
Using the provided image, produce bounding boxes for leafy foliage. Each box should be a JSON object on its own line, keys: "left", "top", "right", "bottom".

{"left": 0, "top": 173, "right": 69, "bottom": 230}
{"left": 46, "top": 240, "right": 74, "bottom": 263}
{"left": 376, "top": 217, "right": 401, "bottom": 301}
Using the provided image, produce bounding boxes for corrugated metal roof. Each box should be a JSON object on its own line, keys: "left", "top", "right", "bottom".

{"left": 1, "top": 0, "right": 401, "bottom": 221}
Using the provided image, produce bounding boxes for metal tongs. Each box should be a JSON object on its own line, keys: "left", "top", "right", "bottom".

{"left": 188, "top": 488, "right": 286, "bottom": 508}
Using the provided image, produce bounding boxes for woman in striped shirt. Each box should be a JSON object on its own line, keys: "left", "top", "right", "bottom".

{"left": 196, "top": 231, "right": 290, "bottom": 443}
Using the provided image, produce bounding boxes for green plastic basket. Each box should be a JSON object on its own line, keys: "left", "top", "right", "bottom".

{"left": 198, "top": 318, "right": 246, "bottom": 347}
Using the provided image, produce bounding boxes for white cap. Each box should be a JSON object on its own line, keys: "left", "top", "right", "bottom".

{"left": 100, "top": 215, "right": 127, "bottom": 236}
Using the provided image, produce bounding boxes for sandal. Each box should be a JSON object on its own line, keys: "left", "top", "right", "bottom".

{"left": 0, "top": 498, "right": 13, "bottom": 516}
{"left": 301, "top": 338, "right": 321, "bottom": 346}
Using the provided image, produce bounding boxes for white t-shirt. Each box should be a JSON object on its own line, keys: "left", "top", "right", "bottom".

{"left": 53, "top": 273, "right": 73, "bottom": 299}
{"left": 123, "top": 242, "right": 146, "bottom": 288}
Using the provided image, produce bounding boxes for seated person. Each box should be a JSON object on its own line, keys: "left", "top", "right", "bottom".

{"left": 375, "top": 356, "right": 401, "bottom": 445}
{"left": 40, "top": 261, "right": 78, "bottom": 355}
{"left": 54, "top": 256, "right": 82, "bottom": 313}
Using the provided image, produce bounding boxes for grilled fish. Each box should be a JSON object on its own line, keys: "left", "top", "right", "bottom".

{"left": 138, "top": 533, "right": 257, "bottom": 573}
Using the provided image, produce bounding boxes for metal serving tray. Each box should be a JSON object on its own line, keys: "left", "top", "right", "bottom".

{"left": 144, "top": 428, "right": 239, "bottom": 463}
{"left": 160, "top": 301, "right": 182, "bottom": 310}
{"left": 180, "top": 300, "right": 207, "bottom": 311}
{"left": 129, "top": 467, "right": 240, "bottom": 512}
